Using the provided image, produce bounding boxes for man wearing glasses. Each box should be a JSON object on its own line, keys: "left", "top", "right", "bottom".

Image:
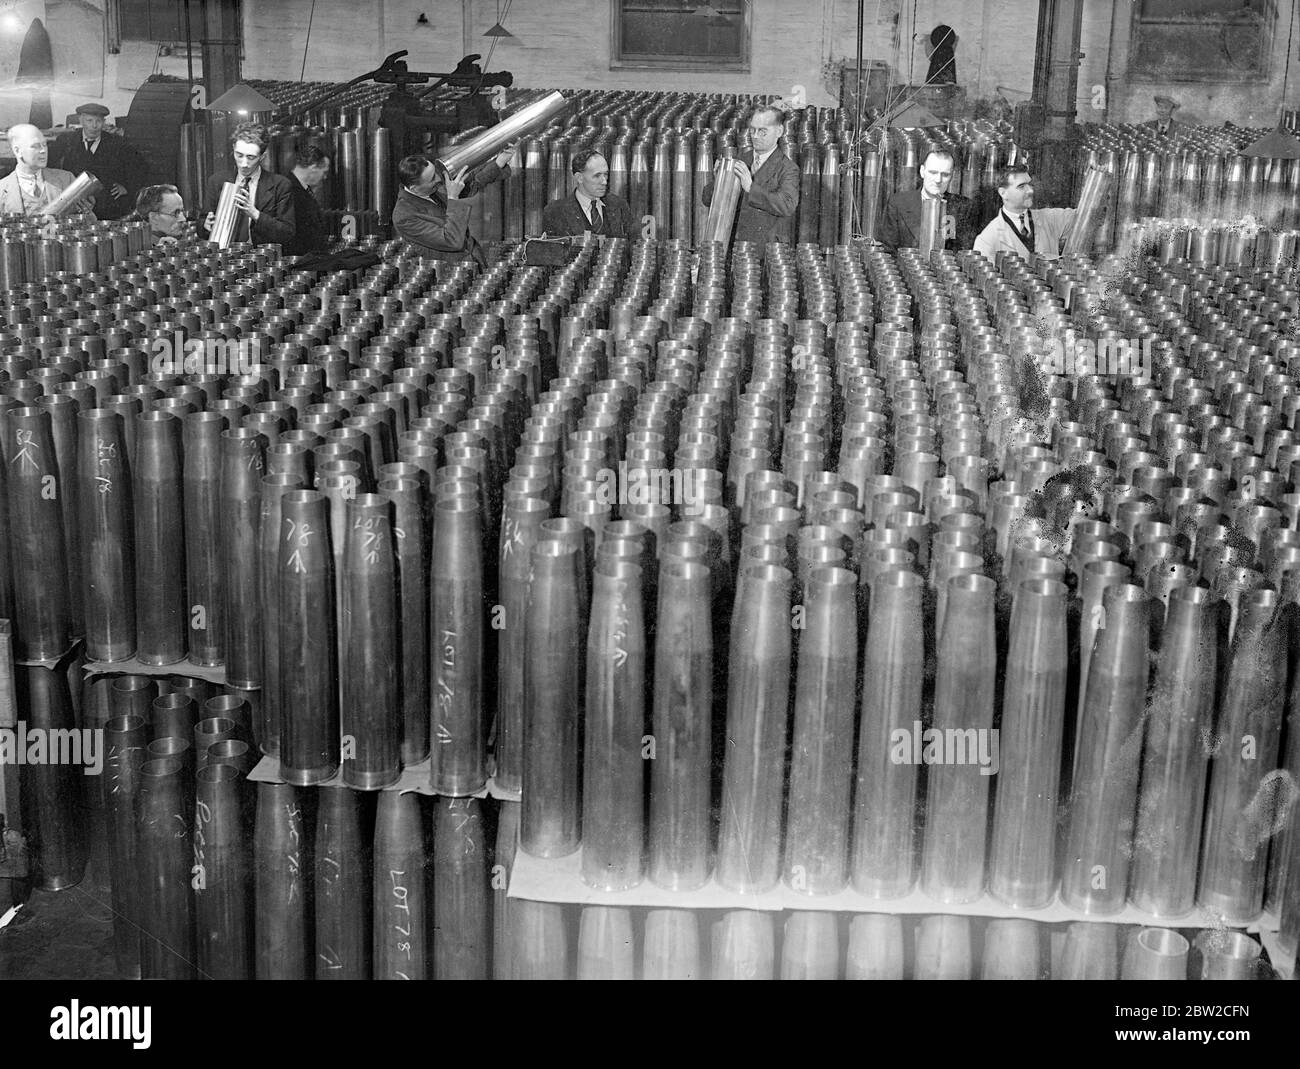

{"left": 130, "top": 184, "right": 188, "bottom": 245}
{"left": 702, "top": 105, "right": 799, "bottom": 245}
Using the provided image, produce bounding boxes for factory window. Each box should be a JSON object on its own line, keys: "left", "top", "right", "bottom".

{"left": 611, "top": 0, "right": 751, "bottom": 71}
{"left": 117, "top": 0, "right": 185, "bottom": 43}
{"left": 1129, "top": 0, "right": 1275, "bottom": 82}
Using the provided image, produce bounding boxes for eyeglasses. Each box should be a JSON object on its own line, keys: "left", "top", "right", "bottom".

{"left": 747, "top": 126, "right": 777, "bottom": 136}
{"left": 152, "top": 208, "right": 186, "bottom": 218}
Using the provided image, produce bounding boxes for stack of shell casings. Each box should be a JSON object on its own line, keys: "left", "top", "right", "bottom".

{"left": 11, "top": 166, "right": 1300, "bottom": 979}
{"left": 1077, "top": 122, "right": 1297, "bottom": 252}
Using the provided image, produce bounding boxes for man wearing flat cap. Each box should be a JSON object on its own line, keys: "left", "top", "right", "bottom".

{"left": 1142, "top": 95, "right": 1186, "bottom": 141}
{"left": 48, "top": 102, "right": 142, "bottom": 219}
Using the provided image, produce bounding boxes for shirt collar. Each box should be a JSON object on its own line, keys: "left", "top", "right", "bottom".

{"left": 575, "top": 188, "right": 603, "bottom": 214}
{"left": 753, "top": 147, "right": 774, "bottom": 170}
{"left": 405, "top": 186, "right": 438, "bottom": 203}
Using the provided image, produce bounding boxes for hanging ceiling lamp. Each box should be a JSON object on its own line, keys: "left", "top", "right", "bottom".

{"left": 484, "top": 0, "right": 513, "bottom": 38}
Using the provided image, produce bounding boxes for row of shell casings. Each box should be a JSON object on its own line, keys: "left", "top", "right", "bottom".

{"left": 0, "top": 220, "right": 150, "bottom": 287}
{"left": 78, "top": 243, "right": 1300, "bottom": 931}
{"left": 975, "top": 508, "right": 1290, "bottom": 924}
{"left": 0, "top": 243, "right": 289, "bottom": 327}
{"left": 1081, "top": 119, "right": 1263, "bottom": 147}
{"left": 0, "top": 246, "right": 421, "bottom": 357}
{"left": 106, "top": 745, "right": 497, "bottom": 980}
{"left": 1045, "top": 261, "right": 1300, "bottom": 459}
{"left": 245, "top": 77, "right": 861, "bottom": 135}
{"left": 15, "top": 243, "right": 1294, "bottom": 936}
{"left": 1030, "top": 545, "right": 1293, "bottom": 926}
{"left": 10, "top": 232, "right": 821, "bottom": 686}
{"left": 5, "top": 666, "right": 245, "bottom": 897}
{"left": 1048, "top": 256, "right": 1293, "bottom": 369}
{"left": 501, "top": 387, "right": 739, "bottom": 811}
{"left": 1130, "top": 219, "right": 1300, "bottom": 273}
{"left": 977, "top": 301, "right": 1300, "bottom": 543}
{"left": 493, "top": 904, "right": 1271, "bottom": 980}
{"left": 1081, "top": 147, "right": 1300, "bottom": 247}
{"left": 883, "top": 244, "right": 1289, "bottom": 530}
{"left": 1083, "top": 121, "right": 1263, "bottom": 157}
{"left": 0, "top": 316, "right": 525, "bottom": 650}
{"left": 247, "top": 76, "right": 389, "bottom": 114}
{"left": 262, "top": 476, "right": 489, "bottom": 795}
{"left": 71, "top": 669, "right": 1281, "bottom": 983}
{"left": 983, "top": 367, "right": 1277, "bottom": 499}
{"left": 94, "top": 676, "right": 259, "bottom": 977}
{"left": 0, "top": 222, "right": 1258, "bottom": 717}
{"left": 506, "top": 312, "right": 977, "bottom": 894}
{"left": 505, "top": 449, "right": 1295, "bottom": 918}
{"left": 59, "top": 358, "right": 533, "bottom": 783}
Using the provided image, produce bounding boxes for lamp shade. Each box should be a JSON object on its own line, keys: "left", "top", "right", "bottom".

{"left": 206, "top": 83, "right": 276, "bottom": 115}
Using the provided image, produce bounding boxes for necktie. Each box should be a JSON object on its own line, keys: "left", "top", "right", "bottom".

{"left": 238, "top": 175, "right": 252, "bottom": 242}
{"left": 590, "top": 198, "right": 604, "bottom": 234}
{"left": 85, "top": 140, "right": 98, "bottom": 155}
{"left": 1003, "top": 210, "right": 1032, "bottom": 252}
{"left": 20, "top": 173, "right": 45, "bottom": 214}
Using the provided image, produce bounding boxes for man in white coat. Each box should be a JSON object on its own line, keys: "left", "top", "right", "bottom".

{"left": 973, "top": 167, "right": 1076, "bottom": 261}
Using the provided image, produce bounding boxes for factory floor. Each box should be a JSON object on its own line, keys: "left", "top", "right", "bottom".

{"left": 0, "top": 855, "right": 122, "bottom": 980}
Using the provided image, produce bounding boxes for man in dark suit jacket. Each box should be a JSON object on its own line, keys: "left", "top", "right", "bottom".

{"left": 878, "top": 148, "right": 976, "bottom": 253}
{"left": 283, "top": 141, "right": 331, "bottom": 256}
{"left": 701, "top": 105, "right": 800, "bottom": 245}
{"left": 542, "top": 148, "right": 635, "bottom": 238}
{"left": 200, "top": 121, "right": 295, "bottom": 246}
{"left": 391, "top": 148, "right": 513, "bottom": 264}
{"left": 47, "top": 102, "right": 141, "bottom": 220}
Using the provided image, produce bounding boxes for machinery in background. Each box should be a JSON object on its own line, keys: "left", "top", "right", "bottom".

{"left": 158, "top": 52, "right": 516, "bottom": 239}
